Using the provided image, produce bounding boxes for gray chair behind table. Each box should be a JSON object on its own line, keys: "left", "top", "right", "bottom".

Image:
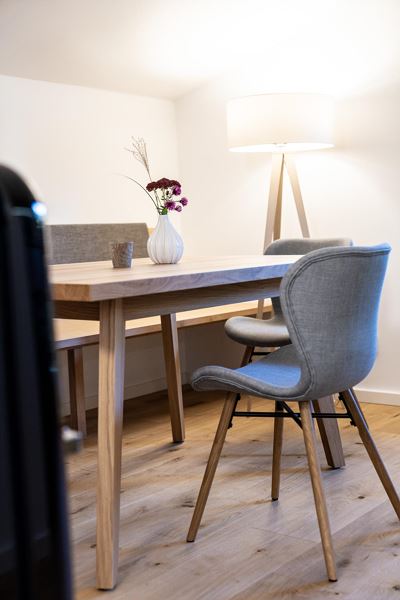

{"left": 47, "top": 223, "right": 149, "bottom": 436}
{"left": 187, "top": 244, "right": 400, "bottom": 583}
{"left": 225, "top": 237, "right": 353, "bottom": 469}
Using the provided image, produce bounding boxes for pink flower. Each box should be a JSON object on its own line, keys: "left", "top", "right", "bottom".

{"left": 180, "top": 197, "right": 189, "bottom": 206}
{"left": 165, "top": 200, "right": 176, "bottom": 210}
{"left": 172, "top": 185, "right": 182, "bottom": 196}
{"left": 175, "top": 204, "right": 182, "bottom": 212}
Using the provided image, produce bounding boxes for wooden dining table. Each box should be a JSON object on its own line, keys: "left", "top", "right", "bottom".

{"left": 50, "top": 255, "right": 344, "bottom": 590}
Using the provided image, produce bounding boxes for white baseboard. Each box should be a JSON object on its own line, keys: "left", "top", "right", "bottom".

{"left": 60, "top": 378, "right": 400, "bottom": 417}
{"left": 84, "top": 377, "right": 169, "bottom": 411}
{"left": 354, "top": 387, "right": 400, "bottom": 406}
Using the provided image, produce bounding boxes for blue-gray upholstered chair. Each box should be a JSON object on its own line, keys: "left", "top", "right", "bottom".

{"left": 226, "top": 237, "right": 353, "bottom": 470}
{"left": 187, "top": 244, "right": 400, "bottom": 583}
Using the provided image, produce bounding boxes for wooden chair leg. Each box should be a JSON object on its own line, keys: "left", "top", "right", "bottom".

{"left": 344, "top": 388, "right": 366, "bottom": 425}
{"left": 240, "top": 346, "right": 254, "bottom": 413}
{"left": 67, "top": 348, "right": 87, "bottom": 437}
{"left": 314, "top": 396, "right": 345, "bottom": 469}
{"left": 342, "top": 389, "right": 400, "bottom": 520}
{"left": 241, "top": 345, "right": 254, "bottom": 367}
{"left": 271, "top": 401, "right": 284, "bottom": 501}
{"left": 246, "top": 396, "right": 253, "bottom": 413}
{"left": 299, "top": 401, "right": 337, "bottom": 582}
{"left": 187, "top": 393, "right": 237, "bottom": 542}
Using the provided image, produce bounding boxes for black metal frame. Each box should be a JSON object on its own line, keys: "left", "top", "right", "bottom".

{"left": 230, "top": 332, "right": 356, "bottom": 431}
{"left": 230, "top": 392, "right": 355, "bottom": 429}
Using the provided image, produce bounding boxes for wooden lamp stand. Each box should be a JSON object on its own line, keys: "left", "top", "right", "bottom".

{"left": 257, "top": 153, "right": 310, "bottom": 318}
{"left": 263, "top": 153, "right": 310, "bottom": 251}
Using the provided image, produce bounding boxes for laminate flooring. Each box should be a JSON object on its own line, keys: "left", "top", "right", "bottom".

{"left": 65, "top": 390, "right": 400, "bottom": 599}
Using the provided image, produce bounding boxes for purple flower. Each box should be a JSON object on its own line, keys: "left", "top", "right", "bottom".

{"left": 165, "top": 200, "right": 176, "bottom": 210}
{"left": 156, "top": 177, "right": 172, "bottom": 189}
{"left": 180, "top": 197, "right": 189, "bottom": 206}
{"left": 172, "top": 185, "right": 182, "bottom": 196}
{"left": 174, "top": 204, "right": 182, "bottom": 212}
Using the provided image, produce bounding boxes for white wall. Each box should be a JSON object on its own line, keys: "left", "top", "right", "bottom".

{"left": 2, "top": 53, "right": 400, "bottom": 412}
{"left": 0, "top": 74, "right": 184, "bottom": 412}
{"left": 0, "top": 74, "right": 180, "bottom": 228}
{"left": 176, "top": 74, "right": 400, "bottom": 405}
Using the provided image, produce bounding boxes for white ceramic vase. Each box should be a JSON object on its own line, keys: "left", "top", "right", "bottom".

{"left": 147, "top": 214, "right": 184, "bottom": 264}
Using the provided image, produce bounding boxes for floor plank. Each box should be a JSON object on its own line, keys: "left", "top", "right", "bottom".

{"left": 65, "top": 392, "right": 400, "bottom": 599}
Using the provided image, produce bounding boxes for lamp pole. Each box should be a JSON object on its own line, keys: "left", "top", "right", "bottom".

{"left": 256, "top": 153, "right": 311, "bottom": 319}
{"left": 263, "top": 153, "right": 310, "bottom": 253}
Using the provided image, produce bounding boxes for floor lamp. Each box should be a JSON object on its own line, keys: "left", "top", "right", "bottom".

{"left": 228, "top": 93, "right": 334, "bottom": 317}
{"left": 228, "top": 93, "right": 334, "bottom": 322}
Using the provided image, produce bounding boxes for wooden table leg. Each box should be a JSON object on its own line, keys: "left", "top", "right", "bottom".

{"left": 314, "top": 396, "right": 345, "bottom": 469}
{"left": 161, "top": 313, "right": 185, "bottom": 443}
{"left": 96, "top": 299, "right": 126, "bottom": 590}
{"left": 68, "top": 347, "right": 87, "bottom": 437}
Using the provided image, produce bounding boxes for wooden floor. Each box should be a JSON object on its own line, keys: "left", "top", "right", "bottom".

{"left": 66, "top": 390, "right": 400, "bottom": 600}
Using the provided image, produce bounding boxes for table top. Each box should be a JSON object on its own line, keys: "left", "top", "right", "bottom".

{"left": 50, "top": 255, "right": 300, "bottom": 302}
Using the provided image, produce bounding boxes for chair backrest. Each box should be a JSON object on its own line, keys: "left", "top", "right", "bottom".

{"left": 46, "top": 223, "right": 149, "bottom": 264}
{"left": 265, "top": 238, "right": 353, "bottom": 317}
{"left": 280, "top": 244, "right": 390, "bottom": 400}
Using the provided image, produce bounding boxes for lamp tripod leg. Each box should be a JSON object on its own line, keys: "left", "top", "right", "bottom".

{"left": 257, "top": 154, "right": 284, "bottom": 318}
{"left": 284, "top": 154, "right": 310, "bottom": 238}
{"left": 263, "top": 153, "right": 284, "bottom": 251}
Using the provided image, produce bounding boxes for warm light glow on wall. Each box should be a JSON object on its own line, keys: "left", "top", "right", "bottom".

{"left": 227, "top": 93, "right": 334, "bottom": 153}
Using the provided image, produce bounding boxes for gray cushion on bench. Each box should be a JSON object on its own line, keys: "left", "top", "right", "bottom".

{"left": 46, "top": 223, "right": 149, "bottom": 264}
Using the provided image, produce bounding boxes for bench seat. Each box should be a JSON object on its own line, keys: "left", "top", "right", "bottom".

{"left": 55, "top": 300, "right": 271, "bottom": 436}
{"left": 54, "top": 301, "right": 271, "bottom": 350}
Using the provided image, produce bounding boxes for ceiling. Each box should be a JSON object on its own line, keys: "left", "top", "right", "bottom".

{"left": 0, "top": 0, "right": 399, "bottom": 99}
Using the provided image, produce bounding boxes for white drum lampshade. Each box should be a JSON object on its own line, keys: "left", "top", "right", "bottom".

{"left": 227, "top": 93, "right": 334, "bottom": 153}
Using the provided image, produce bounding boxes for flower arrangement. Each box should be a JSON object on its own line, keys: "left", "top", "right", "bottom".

{"left": 125, "top": 137, "right": 189, "bottom": 215}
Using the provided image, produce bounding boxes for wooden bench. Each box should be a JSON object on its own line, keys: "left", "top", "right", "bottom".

{"left": 47, "top": 223, "right": 271, "bottom": 437}
{"left": 54, "top": 301, "right": 270, "bottom": 436}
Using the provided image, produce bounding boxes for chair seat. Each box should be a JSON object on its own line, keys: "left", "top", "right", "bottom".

{"left": 192, "top": 345, "right": 306, "bottom": 401}
{"left": 225, "top": 315, "right": 290, "bottom": 347}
